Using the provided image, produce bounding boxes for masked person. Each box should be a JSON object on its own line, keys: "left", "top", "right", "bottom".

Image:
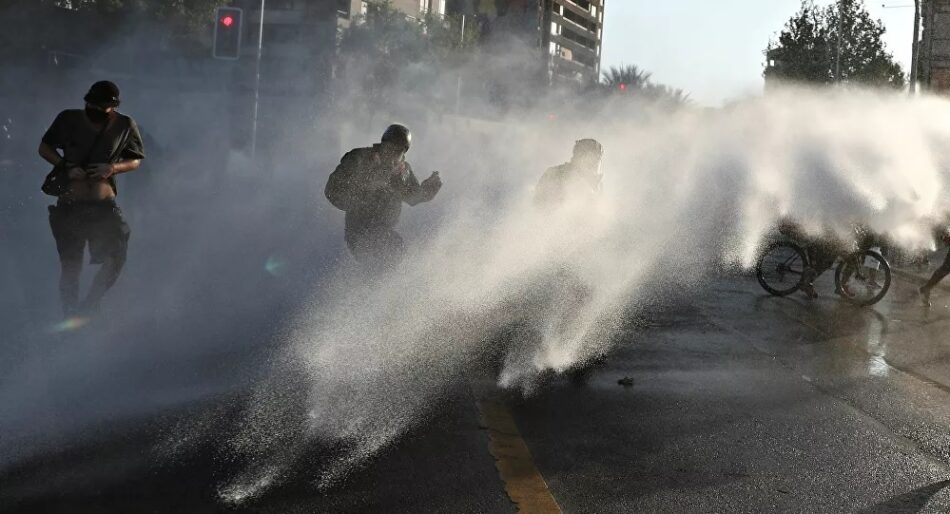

{"left": 325, "top": 124, "right": 442, "bottom": 271}
{"left": 37, "top": 81, "right": 145, "bottom": 317}
{"left": 534, "top": 138, "right": 604, "bottom": 207}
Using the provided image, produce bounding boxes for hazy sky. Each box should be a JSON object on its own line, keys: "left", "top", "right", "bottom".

{"left": 601, "top": 0, "right": 915, "bottom": 105}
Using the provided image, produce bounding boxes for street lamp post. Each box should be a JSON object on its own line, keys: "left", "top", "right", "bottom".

{"left": 836, "top": 0, "right": 844, "bottom": 82}
{"left": 250, "top": 0, "right": 265, "bottom": 159}
{"left": 911, "top": 0, "right": 921, "bottom": 94}
{"left": 455, "top": 14, "right": 465, "bottom": 114}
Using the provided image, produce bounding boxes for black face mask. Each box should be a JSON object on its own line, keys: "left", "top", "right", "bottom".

{"left": 85, "top": 107, "right": 110, "bottom": 124}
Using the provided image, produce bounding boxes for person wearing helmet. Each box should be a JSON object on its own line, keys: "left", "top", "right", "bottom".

{"left": 528, "top": 138, "right": 606, "bottom": 382}
{"left": 534, "top": 138, "right": 604, "bottom": 207}
{"left": 37, "top": 80, "right": 145, "bottom": 318}
{"left": 325, "top": 124, "right": 442, "bottom": 270}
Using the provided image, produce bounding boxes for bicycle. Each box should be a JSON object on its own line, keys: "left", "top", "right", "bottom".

{"left": 755, "top": 239, "right": 892, "bottom": 307}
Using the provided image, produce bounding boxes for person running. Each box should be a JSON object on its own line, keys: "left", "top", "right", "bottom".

{"left": 37, "top": 80, "right": 145, "bottom": 317}
{"left": 534, "top": 138, "right": 604, "bottom": 207}
{"left": 531, "top": 138, "right": 606, "bottom": 382}
{"left": 325, "top": 124, "right": 442, "bottom": 271}
{"left": 919, "top": 225, "right": 950, "bottom": 307}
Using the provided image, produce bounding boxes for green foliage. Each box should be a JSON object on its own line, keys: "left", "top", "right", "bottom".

{"left": 7, "top": 0, "right": 225, "bottom": 17}
{"left": 602, "top": 65, "right": 652, "bottom": 90}
{"left": 3, "top": 0, "right": 228, "bottom": 34}
{"left": 339, "top": 2, "right": 426, "bottom": 63}
{"left": 765, "top": 0, "right": 904, "bottom": 88}
{"left": 600, "top": 65, "right": 691, "bottom": 106}
{"left": 337, "top": 0, "right": 479, "bottom": 108}
{"left": 339, "top": 0, "right": 476, "bottom": 65}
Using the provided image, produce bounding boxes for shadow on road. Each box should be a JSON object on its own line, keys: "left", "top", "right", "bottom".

{"left": 857, "top": 479, "right": 950, "bottom": 514}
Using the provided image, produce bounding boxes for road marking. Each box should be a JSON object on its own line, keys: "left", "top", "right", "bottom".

{"left": 476, "top": 400, "right": 563, "bottom": 514}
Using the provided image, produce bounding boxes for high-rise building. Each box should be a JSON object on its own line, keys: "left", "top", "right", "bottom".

{"left": 447, "top": 0, "right": 605, "bottom": 84}
{"left": 337, "top": 0, "right": 446, "bottom": 21}
{"left": 541, "top": 0, "right": 604, "bottom": 84}
{"left": 920, "top": 0, "right": 950, "bottom": 93}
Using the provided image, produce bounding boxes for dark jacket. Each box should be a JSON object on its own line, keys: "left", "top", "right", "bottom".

{"left": 534, "top": 162, "right": 601, "bottom": 207}
{"left": 326, "top": 145, "right": 437, "bottom": 232}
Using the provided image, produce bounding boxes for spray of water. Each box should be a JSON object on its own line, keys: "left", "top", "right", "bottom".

{"left": 217, "top": 86, "right": 950, "bottom": 499}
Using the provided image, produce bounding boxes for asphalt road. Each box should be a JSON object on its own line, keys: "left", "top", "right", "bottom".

{"left": 6, "top": 270, "right": 950, "bottom": 513}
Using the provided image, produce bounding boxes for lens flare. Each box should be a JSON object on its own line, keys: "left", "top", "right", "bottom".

{"left": 49, "top": 316, "right": 89, "bottom": 333}
{"left": 264, "top": 256, "right": 286, "bottom": 276}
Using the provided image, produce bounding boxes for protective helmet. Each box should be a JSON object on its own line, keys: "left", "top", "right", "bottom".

{"left": 381, "top": 124, "right": 412, "bottom": 152}
{"left": 572, "top": 138, "right": 604, "bottom": 191}
{"left": 572, "top": 138, "right": 603, "bottom": 159}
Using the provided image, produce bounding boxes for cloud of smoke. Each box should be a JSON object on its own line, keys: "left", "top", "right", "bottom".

{"left": 4, "top": 3, "right": 950, "bottom": 506}
{"left": 219, "top": 86, "right": 950, "bottom": 499}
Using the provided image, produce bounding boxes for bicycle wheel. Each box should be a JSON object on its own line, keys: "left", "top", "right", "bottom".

{"left": 834, "top": 250, "right": 891, "bottom": 306}
{"left": 756, "top": 241, "right": 808, "bottom": 296}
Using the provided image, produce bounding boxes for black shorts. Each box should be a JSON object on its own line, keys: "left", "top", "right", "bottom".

{"left": 48, "top": 199, "right": 130, "bottom": 265}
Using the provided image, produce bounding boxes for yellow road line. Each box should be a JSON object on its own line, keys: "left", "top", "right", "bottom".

{"left": 476, "top": 400, "right": 563, "bottom": 514}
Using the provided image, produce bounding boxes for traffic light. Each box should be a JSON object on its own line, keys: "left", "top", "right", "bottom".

{"left": 213, "top": 7, "right": 243, "bottom": 60}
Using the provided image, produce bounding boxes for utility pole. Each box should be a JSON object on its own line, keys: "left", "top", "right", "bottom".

{"left": 924, "top": 0, "right": 935, "bottom": 92}
{"left": 455, "top": 14, "right": 465, "bottom": 114}
{"left": 835, "top": 0, "right": 844, "bottom": 82}
{"left": 911, "top": 0, "right": 922, "bottom": 94}
{"left": 250, "top": 0, "right": 265, "bottom": 159}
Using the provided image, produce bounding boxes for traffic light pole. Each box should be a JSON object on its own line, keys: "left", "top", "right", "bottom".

{"left": 250, "top": 0, "right": 265, "bottom": 159}
{"left": 835, "top": 0, "right": 843, "bottom": 82}
{"left": 911, "top": 0, "right": 922, "bottom": 94}
{"left": 455, "top": 15, "right": 465, "bottom": 114}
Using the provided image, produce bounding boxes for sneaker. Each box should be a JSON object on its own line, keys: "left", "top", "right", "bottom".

{"left": 919, "top": 286, "right": 932, "bottom": 308}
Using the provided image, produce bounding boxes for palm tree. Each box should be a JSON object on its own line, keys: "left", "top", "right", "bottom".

{"left": 644, "top": 83, "right": 692, "bottom": 105}
{"left": 601, "top": 64, "right": 691, "bottom": 106}
{"left": 602, "top": 65, "right": 652, "bottom": 91}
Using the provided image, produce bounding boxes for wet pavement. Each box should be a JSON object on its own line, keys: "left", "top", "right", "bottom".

{"left": 6, "top": 270, "right": 950, "bottom": 512}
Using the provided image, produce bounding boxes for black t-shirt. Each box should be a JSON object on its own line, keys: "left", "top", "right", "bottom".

{"left": 42, "top": 109, "right": 146, "bottom": 194}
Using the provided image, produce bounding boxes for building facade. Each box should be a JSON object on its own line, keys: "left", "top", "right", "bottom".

{"left": 541, "top": 0, "right": 604, "bottom": 84}
{"left": 447, "top": 0, "right": 605, "bottom": 85}
{"left": 921, "top": 0, "right": 950, "bottom": 93}
{"left": 337, "top": 0, "right": 446, "bottom": 20}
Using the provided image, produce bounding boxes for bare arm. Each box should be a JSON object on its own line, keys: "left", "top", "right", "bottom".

{"left": 111, "top": 159, "right": 141, "bottom": 175}
{"left": 38, "top": 141, "right": 64, "bottom": 167}
{"left": 87, "top": 159, "right": 141, "bottom": 180}
{"left": 40, "top": 141, "right": 87, "bottom": 180}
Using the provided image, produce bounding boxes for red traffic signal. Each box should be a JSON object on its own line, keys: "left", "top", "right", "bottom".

{"left": 213, "top": 7, "right": 243, "bottom": 60}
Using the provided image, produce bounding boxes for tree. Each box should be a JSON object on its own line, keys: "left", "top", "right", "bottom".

{"left": 336, "top": 0, "right": 477, "bottom": 111}
{"left": 602, "top": 64, "right": 652, "bottom": 92}
{"left": 600, "top": 64, "right": 691, "bottom": 106}
{"left": 764, "top": 0, "right": 904, "bottom": 88}
{"left": 338, "top": 1, "right": 476, "bottom": 66}
{"left": 0, "top": 0, "right": 228, "bottom": 33}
